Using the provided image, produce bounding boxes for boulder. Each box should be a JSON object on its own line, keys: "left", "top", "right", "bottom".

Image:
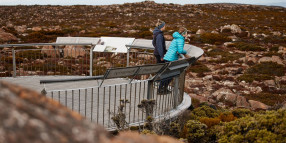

{"left": 272, "top": 31, "right": 281, "bottom": 36}
{"left": 164, "top": 35, "right": 173, "bottom": 40}
{"left": 258, "top": 56, "right": 284, "bottom": 65}
{"left": 228, "top": 35, "right": 239, "bottom": 41}
{"left": 212, "top": 88, "right": 233, "bottom": 97}
{"left": 233, "top": 67, "right": 243, "bottom": 75}
{"left": 220, "top": 24, "right": 242, "bottom": 34}
{"left": 237, "top": 31, "right": 250, "bottom": 38}
{"left": 278, "top": 46, "right": 286, "bottom": 54}
{"left": 212, "top": 88, "right": 237, "bottom": 103}
{"left": 247, "top": 57, "right": 258, "bottom": 64}
{"left": 211, "top": 30, "right": 219, "bottom": 34}
{"left": 203, "top": 75, "right": 213, "bottom": 81}
{"left": 224, "top": 94, "right": 238, "bottom": 104}
{"left": 236, "top": 96, "right": 250, "bottom": 108}
{"left": 230, "top": 24, "right": 242, "bottom": 34}
{"left": 99, "top": 61, "right": 112, "bottom": 68}
{"left": 63, "top": 46, "right": 86, "bottom": 58}
{"left": 223, "top": 81, "right": 235, "bottom": 87}
{"left": 189, "top": 94, "right": 208, "bottom": 103}
{"left": 249, "top": 86, "right": 262, "bottom": 93}
{"left": 196, "top": 29, "right": 205, "bottom": 35}
{"left": 126, "top": 30, "right": 138, "bottom": 34}
{"left": 0, "top": 28, "right": 17, "bottom": 42}
{"left": 264, "top": 80, "right": 276, "bottom": 87}
{"left": 32, "top": 26, "right": 42, "bottom": 31}
{"left": 14, "top": 25, "right": 27, "bottom": 33}
{"left": 271, "top": 56, "right": 284, "bottom": 65}
{"left": 137, "top": 54, "right": 154, "bottom": 61}
{"left": 248, "top": 100, "right": 269, "bottom": 110}
{"left": 41, "top": 45, "right": 60, "bottom": 58}
{"left": 223, "top": 42, "right": 234, "bottom": 47}
{"left": 258, "top": 57, "right": 272, "bottom": 63}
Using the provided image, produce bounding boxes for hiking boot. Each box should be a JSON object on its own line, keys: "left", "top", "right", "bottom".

{"left": 163, "top": 89, "right": 172, "bottom": 94}
{"left": 157, "top": 88, "right": 172, "bottom": 95}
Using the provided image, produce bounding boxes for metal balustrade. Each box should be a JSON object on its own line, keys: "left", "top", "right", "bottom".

{"left": 44, "top": 74, "right": 186, "bottom": 130}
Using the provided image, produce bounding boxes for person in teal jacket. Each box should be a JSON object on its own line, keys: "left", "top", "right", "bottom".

{"left": 158, "top": 27, "right": 188, "bottom": 94}
{"left": 164, "top": 27, "right": 188, "bottom": 62}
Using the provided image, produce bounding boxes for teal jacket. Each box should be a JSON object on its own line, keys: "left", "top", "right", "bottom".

{"left": 163, "top": 32, "right": 187, "bottom": 62}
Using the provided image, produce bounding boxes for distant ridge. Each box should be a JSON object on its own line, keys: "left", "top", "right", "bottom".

{"left": 262, "top": 2, "right": 286, "bottom": 8}
{"left": 194, "top": 2, "right": 286, "bottom": 8}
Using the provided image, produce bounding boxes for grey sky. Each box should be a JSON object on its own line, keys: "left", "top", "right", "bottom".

{"left": 0, "top": 0, "right": 285, "bottom": 6}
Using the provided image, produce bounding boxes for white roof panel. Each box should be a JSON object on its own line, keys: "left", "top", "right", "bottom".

{"left": 56, "top": 37, "right": 100, "bottom": 44}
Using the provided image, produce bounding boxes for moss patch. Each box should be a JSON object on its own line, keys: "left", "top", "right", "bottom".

{"left": 200, "top": 33, "right": 231, "bottom": 45}
{"left": 187, "top": 62, "right": 211, "bottom": 74}
{"left": 238, "top": 62, "right": 285, "bottom": 82}
{"left": 235, "top": 42, "right": 265, "bottom": 51}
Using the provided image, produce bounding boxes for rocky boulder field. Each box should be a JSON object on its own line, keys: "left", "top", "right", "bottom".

{"left": 0, "top": 1, "right": 285, "bottom": 110}
{"left": 0, "top": 1, "right": 286, "bottom": 142}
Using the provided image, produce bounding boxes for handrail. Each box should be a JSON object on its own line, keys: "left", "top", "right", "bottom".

{"left": 126, "top": 44, "right": 154, "bottom": 50}
{"left": 0, "top": 43, "right": 95, "bottom": 48}
{"left": 40, "top": 75, "right": 104, "bottom": 84}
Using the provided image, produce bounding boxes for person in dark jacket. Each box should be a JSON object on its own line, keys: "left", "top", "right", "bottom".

{"left": 152, "top": 19, "right": 167, "bottom": 63}
{"left": 152, "top": 20, "right": 170, "bottom": 94}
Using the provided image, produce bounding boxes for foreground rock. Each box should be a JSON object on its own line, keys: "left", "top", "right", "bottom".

{"left": 0, "top": 81, "right": 106, "bottom": 143}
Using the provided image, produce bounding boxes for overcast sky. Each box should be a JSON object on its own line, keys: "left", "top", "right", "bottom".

{"left": 0, "top": 0, "right": 285, "bottom": 6}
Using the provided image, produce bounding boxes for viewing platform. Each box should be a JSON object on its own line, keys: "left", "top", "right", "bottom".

{"left": 0, "top": 37, "right": 203, "bottom": 130}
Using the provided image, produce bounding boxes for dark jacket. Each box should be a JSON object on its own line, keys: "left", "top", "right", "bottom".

{"left": 152, "top": 27, "right": 167, "bottom": 59}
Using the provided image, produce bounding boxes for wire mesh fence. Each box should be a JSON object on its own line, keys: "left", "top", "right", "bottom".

{"left": 0, "top": 46, "right": 156, "bottom": 77}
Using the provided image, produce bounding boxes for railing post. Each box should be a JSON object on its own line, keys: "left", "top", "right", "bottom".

{"left": 12, "top": 48, "right": 16, "bottom": 78}
{"left": 173, "top": 76, "right": 179, "bottom": 108}
{"left": 147, "top": 80, "right": 154, "bottom": 100}
{"left": 41, "top": 88, "right": 47, "bottom": 96}
{"left": 90, "top": 46, "right": 94, "bottom": 76}
{"left": 179, "top": 71, "right": 186, "bottom": 103}
{"left": 127, "top": 47, "right": 130, "bottom": 67}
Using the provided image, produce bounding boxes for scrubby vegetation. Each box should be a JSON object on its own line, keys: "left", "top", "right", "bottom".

{"left": 187, "top": 62, "right": 211, "bottom": 75}
{"left": 152, "top": 104, "right": 286, "bottom": 142}
{"left": 218, "top": 109, "right": 286, "bottom": 142}
{"left": 235, "top": 42, "right": 266, "bottom": 51}
{"left": 206, "top": 47, "right": 245, "bottom": 63}
{"left": 244, "top": 93, "right": 286, "bottom": 106}
{"left": 200, "top": 33, "right": 231, "bottom": 45}
{"left": 238, "top": 62, "right": 285, "bottom": 82}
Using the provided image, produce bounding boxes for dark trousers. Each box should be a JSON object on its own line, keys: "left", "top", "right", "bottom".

{"left": 154, "top": 54, "right": 171, "bottom": 91}
{"left": 155, "top": 54, "right": 165, "bottom": 64}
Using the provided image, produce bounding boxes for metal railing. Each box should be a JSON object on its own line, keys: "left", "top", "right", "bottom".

{"left": 44, "top": 73, "right": 186, "bottom": 130}
{"left": 0, "top": 45, "right": 156, "bottom": 77}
